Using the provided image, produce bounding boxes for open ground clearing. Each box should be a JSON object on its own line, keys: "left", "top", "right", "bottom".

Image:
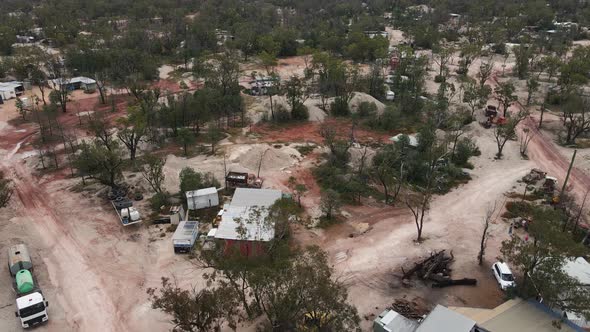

{"left": 1, "top": 41, "right": 590, "bottom": 332}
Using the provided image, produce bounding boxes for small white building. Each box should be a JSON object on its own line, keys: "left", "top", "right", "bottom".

{"left": 0, "top": 81, "right": 24, "bottom": 100}
{"left": 186, "top": 187, "right": 219, "bottom": 210}
{"left": 169, "top": 205, "right": 185, "bottom": 225}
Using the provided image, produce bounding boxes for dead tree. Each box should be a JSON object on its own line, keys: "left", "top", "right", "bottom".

{"left": 357, "top": 146, "right": 369, "bottom": 176}
{"left": 494, "top": 110, "right": 528, "bottom": 158}
{"left": 476, "top": 60, "right": 493, "bottom": 89}
{"left": 405, "top": 190, "right": 431, "bottom": 242}
{"left": 478, "top": 203, "right": 496, "bottom": 265}
{"left": 519, "top": 128, "right": 535, "bottom": 158}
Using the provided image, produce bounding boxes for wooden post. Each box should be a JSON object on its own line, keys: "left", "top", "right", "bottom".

{"left": 538, "top": 103, "right": 545, "bottom": 129}
{"left": 223, "top": 153, "right": 227, "bottom": 189}
{"left": 559, "top": 150, "right": 577, "bottom": 200}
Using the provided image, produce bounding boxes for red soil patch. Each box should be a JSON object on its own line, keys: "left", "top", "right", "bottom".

{"left": 251, "top": 118, "right": 391, "bottom": 145}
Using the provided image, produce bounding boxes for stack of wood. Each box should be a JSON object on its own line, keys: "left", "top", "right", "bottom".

{"left": 401, "top": 250, "right": 477, "bottom": 288}
{"left": 390, "top": 298, "right": 428, "bottom": 320}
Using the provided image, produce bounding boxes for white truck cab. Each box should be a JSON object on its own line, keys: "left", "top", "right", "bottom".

{"left": 15, "top": 291, "right": 49, "bottom": 328}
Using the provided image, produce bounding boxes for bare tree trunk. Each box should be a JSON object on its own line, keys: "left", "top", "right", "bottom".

{"left": 478, "top": 203, "right": 495, "bottom": 265}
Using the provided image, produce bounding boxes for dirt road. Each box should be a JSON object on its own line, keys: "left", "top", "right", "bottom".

{"left": 3, "top": 155, "right": 125, "bottom": 331}
{"left": 0, "top": 144, "right": 199, "bottom": 331}
{"left": 521, "top": 116, "right": 590, "bottom": 202}
{"left": 0, "top": 103, "right": 202, "bottom": 331}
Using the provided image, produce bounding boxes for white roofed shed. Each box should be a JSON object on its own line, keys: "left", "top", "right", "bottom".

{"left": 186, "top": 187, "right": 219, "bottom": 210}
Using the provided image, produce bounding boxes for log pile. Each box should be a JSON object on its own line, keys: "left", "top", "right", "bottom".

{"left": 389, "top": 298, "right": 429, "bottom": 320}
{"left": 401, "top": 250, "right": 477, "bottom": 288}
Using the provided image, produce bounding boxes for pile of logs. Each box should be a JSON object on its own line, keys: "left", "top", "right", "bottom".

{"left": 401, "top": 250, "right": 477, "bottom": 288}
{"left": 390, "top": 298, "right": 428, "bottom": 320}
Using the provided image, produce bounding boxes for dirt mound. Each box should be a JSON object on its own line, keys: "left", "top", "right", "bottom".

{"left": 231, "top": 144, "right": 302, "bottom": 172}
{"left": 349, "top": 92, "right": 386, "bottom": 115}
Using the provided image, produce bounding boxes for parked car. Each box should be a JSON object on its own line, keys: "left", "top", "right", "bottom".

{"left": 492, "top": 262, "right": 516, "bottom": 290}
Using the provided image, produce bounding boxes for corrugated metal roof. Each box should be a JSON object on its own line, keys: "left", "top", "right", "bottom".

{"left": 186, "top": 187, "right": 217, "bottom": 198}
{"left": 50, "top": 76, "right": 96, "bottom": 85}
{"left": 563, "top": 257, "right": 590, "bottom": 285}
{"left": 230, "top": 188, "right": 282, "bottom": 207}
{"left": 375, "top": 310, "right": 419, "bottom": 332}
{"left": 215, "top": 206, "right": 274, "bottom": 241}
{"left": 214, "top": 188, "right": 281, "bottom": 242}
{"left": 480, "top": 300, "right": 580, "bottom": 332}
{"left": 416, "top": 305, "right": 476, "bottom": 332}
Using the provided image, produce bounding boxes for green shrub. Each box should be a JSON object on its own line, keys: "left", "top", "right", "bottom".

{"left": 275, "top": 104, "right": 292, "bottom": 123}
{"left": 452, "top": 137, "right": 480, "bottom": 168}
{"left": 150, "top": 192, "right": 169, "bottom": 211}
{"left": 358, "top": 101, "right": 377, "bottom": 117}
{"left": 179, "top": 167, "right": 221, "bottom": 198}
{"left": 330, "top": 97, "right": 350, "bottom": 116}
{"left": 291, "top": 103, "right": 309, "bottom": 121}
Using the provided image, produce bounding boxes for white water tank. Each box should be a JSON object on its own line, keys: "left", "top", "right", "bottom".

{"left": 121, "top": 207, "right": 141, "bottom": 221}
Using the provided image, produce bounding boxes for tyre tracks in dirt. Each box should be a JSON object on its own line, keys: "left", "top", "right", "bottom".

{"left": 1, "top": 143, "right": 128, "bottom": 332}
{"left": 520, "top": 115, "right": 590, "bottom": 203}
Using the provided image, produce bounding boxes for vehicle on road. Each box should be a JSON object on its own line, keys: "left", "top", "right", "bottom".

{"left": 8, "top": 244, "right": 49, "bottom": 328}
{"left": 492, "top": 261, "right": 516, "bottom": 290}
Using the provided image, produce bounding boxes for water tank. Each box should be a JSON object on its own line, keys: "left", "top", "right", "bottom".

{"left": 128, "top": 207, "right": 140, "bottom": 221}
{"left": 122, "top": 207, "right": 140, "bottom": 221}
{"left": 16, "top": 270, "right": 34, "bottom": 294}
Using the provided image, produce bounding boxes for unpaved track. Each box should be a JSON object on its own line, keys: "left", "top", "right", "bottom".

{"left": 1, "top": 146, "right": 126, "bottom": 331}
{"left": 521, "top": 116, "right": 590, "bottom": 202}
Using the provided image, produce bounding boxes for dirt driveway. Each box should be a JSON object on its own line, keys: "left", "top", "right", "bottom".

{"left": 0, "top": 100, "right": 207, "bottom": 332}
{"left": 299, "top": 121, "right": 534, "bottom": 329}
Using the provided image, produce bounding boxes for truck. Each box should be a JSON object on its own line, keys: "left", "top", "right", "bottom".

{"left": 7, "top": 244, "right": 49, "bottom": 328}
{"left": 225, "top": 171, "right": 263, "bottom": 189}
{"left": 111, "top": 198, "right": 142, "bottom": 226}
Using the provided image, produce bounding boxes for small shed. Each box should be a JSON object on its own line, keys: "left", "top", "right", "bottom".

{"left": 169, "top": 205, "right": 185, "bottom": 225}
{"left": 186, "top": 187, "right": 219, "bottom": 210}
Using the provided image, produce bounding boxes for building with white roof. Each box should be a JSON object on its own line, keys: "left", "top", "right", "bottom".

{"left": 49, "top": 76, "right": 97, "bottom": 92}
